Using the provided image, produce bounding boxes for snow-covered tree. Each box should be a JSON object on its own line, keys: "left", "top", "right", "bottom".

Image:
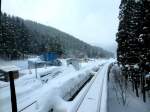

{"left": 116, "top": 0, "right": 144, "bottom": 74}
{"left": 117, "top": 0, "right": 150, "bottom": 102}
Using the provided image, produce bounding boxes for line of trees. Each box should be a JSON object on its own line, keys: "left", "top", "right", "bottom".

{"left": 0, "top": 13, "right": 31, "bottom": 59}
{"left": 116, "top": 0, "right": 150, "bottom": 102}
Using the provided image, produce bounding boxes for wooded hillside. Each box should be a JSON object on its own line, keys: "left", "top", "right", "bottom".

{"left": 0, "top": 12, "right": 113, "bottom": 59}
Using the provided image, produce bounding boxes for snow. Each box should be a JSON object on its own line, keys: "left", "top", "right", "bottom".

{"left": 145, "top": 73, "right": 150, "bottom": 78}
{"left": 139, "top": 34, "right": 144, "bottom": 38}
{"left": 0, "top": 81, "right": 9, "bottom": 88}
{"left": 28, "top": 57, "right": 41, "bottom": 62}
{"left": 108, "top": 64, "right": 150, "bottom": 112}
{"left": 0, "top": 58, "right": 114, "bottom": 112}
{"left": 0, "top": 65, "right": 19, "bottom": 72}
{"left": 36, "top": 60, "right": 107, "bottom": 112}
{"left": 99, "top": 63, "right": 108, "bottom": 112}
{"left": 125, "top": 64, "right": 129, "bottom": 67}
{"left": 0, "top": 59, "right": 115, "bottom": 112}
{"left": 133, "top": 64, "right": 139, "bottom": 69}
{"left": 0, "top": 59, "right": 28, "bottom": 70}
{"left": 143, "top": 27, "right": 148, "bottom": 30}
{"left": 77, "top": 63, "right": 109, "bottom": 112}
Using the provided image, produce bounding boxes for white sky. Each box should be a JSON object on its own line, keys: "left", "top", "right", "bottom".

{"left": 2, "top": 0, "right": 120, "bottom": 52}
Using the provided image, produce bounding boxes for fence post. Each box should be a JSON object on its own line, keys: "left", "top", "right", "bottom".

{"left": 9, "top": 71, "right": 18, "bottom": 112}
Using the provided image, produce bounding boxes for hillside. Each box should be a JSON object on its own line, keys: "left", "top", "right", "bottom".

{"left": 0, "top": 12, "right": 113, "bottom": 59}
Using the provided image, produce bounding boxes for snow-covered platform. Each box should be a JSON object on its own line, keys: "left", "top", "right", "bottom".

{"left": 77, "top": 62, "right": 109, "bottom": 112}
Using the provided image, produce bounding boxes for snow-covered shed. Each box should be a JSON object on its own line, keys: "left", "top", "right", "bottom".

{"left": 0, "top": 65, "right": 19, "bottom": 82}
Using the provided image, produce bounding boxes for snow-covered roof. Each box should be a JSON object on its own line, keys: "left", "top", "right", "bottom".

{"left": 0, "top": 65, "right": 19, "bottom": 73}
{"left": 28, "top": 58, "right": 45, "bottom": 63}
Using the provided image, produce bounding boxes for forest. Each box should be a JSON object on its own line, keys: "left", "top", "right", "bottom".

{"left": 0, "top": 12, "right": 113, "bottom": 60}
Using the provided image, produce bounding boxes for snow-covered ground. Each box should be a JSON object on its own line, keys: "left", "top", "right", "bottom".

{"left": 0, "top": 59, "right": 28, "bottom": 70}
{"left": 108, "top": 64, "right": 150, "bottom": 112}
{"left": 0, "top": 58, "right": 113, "bottom": 112}
{"left": 1, "top": 58, "right": 149, "bottom": 112}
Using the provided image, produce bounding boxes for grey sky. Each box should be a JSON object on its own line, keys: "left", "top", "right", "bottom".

{"left": 2, "top": 0, "right": 120, "bottom": 52}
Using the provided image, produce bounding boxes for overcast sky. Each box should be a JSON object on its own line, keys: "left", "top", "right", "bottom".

{"left": 2, "top": 0, "right": 120, "bottom": 52}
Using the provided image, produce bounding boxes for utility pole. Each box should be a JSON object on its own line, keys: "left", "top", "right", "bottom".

{"left": 35, "top": 62, "right": 37, "bottom": 79}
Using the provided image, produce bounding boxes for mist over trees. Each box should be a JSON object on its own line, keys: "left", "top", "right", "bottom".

{"left": 0, "top": 12, "right": 113, "bottom": 60}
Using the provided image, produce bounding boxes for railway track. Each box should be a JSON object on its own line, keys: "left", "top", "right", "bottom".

{"left": 77, "top": 62, "right": 110, "bottom": 112}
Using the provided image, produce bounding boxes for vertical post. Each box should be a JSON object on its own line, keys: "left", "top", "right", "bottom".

{"left": 132, "top": 76, "right": 134, "bottom": 92}
{"left": 125, "top": 74, "right": 128, "bottom": 89}
{"left": 135, "top": 79, "right": 139, "bottom": 97}
{"left": 9, "top": 71, "right": 18, "bottom": 112}
{"left": 142, "top": 74, "right": 146, "bottom": 102}
{"left": 143, "top": 75, "right": 146, "bottom": 102}
{"left": 35, "top": 62, "right": 37, "bottom": 79}
{"left": 107, "top": 65, "right": 110, "bottom": 82}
